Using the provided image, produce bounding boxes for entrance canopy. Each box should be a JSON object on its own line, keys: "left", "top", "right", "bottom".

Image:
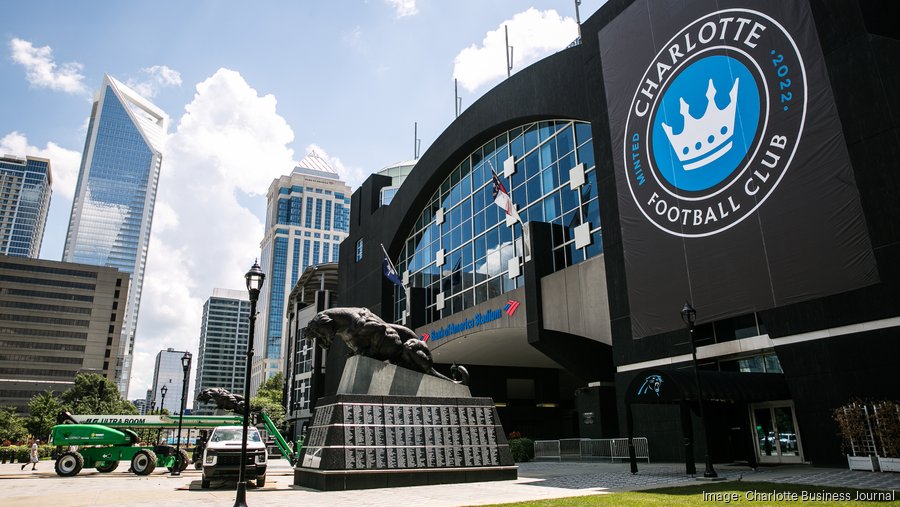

{"left": 626, "top": 368, "right": 790, "bottom": 405}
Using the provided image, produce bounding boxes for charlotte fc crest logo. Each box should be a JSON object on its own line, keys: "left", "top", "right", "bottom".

{"left": 624, "top": 9, "right": 807, "bottom": 237}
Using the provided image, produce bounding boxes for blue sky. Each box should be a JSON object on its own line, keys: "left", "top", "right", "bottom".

{"left": 1, "top": 0, "right": 606, "bottom": 399}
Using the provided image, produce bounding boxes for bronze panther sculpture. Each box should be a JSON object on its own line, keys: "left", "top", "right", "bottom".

{"left": 198, "top": 387, "right": 245, "bottom": 413}
{"left": 305, "top": 307, "right": 468, "bottom": 384}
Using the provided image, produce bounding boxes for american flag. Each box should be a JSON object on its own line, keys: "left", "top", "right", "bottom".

{"left": 491, "top": 169, "right": 521, "bottom": 222}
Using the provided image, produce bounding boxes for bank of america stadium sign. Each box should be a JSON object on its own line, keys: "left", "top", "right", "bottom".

{"left": 421, "top": 300, "right": 519, "bottom": 343}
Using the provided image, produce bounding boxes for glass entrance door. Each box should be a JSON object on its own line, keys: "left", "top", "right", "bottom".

{"left": 751, "top": 402, "right": 803, "bottom": 464}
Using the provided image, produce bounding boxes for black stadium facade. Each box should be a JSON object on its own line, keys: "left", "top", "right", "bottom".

{"left": 331, "top": 0, "right": 900, "bottom": 466}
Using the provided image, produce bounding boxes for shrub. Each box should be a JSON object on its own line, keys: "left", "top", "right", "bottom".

{"left": 508, "top": 437, "right": 534, "bottom": 462}
{"left": 0, "top": 444, "right": 54, "bottom": 462}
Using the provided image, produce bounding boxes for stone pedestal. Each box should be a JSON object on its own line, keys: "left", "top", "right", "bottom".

{"left": 294, "top": 357, "right": 516, "bottom": 490}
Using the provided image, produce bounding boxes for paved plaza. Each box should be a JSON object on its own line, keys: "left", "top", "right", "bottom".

{"left": 2, "top": 459, "right": 898, "bottom": 506}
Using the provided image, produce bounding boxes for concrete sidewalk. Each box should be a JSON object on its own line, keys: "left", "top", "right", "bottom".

{"left": 3, "top": 460, "right": 898, "bottom": 507}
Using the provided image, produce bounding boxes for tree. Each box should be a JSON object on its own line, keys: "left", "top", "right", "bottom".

{"left": 59, "top": 373, "right": 138, "bottom": 415}
{"left": 250, "top": 372, "right": 286, "bottom": 433}
{"left": 27, "top": 391, "right": 63, "bottom": 440}
{"left": 0, "top": 406, "right": 27, "bottom": 442}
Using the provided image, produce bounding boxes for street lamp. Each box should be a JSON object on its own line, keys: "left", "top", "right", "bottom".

{"left": 172, "top": 351, "right": 192, "bottom": 476}
{"left": 681, "top": 302, "right": 717, "bottom": 479}
{"left": 158, "top": 384, "right": 168, "bottom": 444}
{"left": 235, "top": 260, "right": 265, "bottom": 507}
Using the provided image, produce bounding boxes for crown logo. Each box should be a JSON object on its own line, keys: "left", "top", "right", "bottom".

{"left": 662, "top": 78, "right": 739, "bottom": 171}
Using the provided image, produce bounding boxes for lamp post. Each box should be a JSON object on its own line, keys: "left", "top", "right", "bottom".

{"left": 172, "top": 351, "right": 192, "bottom": 476}
{"left": 235, "top": 260, "right": 265, "bottom": 507}
{"left": 158, "top": 385, "right": 168, "bottom": 444}
{"left": 681, "top": 302, "right": 717, "bottom": 479}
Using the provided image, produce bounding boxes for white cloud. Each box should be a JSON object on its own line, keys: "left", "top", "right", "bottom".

{"left": 129, "top": 68, "right": 296, "bottom": 399}
{"left": 452, "top": 8, "right": 578, "bottom": 92}
{"left": 126, "top": 65, "right": 183, "bottom": 99}
{"left": 0, "top": 131, "right": 81, "bottom": 200}
{"left": 306, "top": 143, "right": 371, "bottom": 191}
{"left": 8, "top": 37, "right": 88, "bottom": 94}
{"left": 385, "top": 0, "right": 417, "bottom": 18}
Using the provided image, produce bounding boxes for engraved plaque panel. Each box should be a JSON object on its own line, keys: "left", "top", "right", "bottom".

{"left": 479, "top": 427, "right": 488, "bottom": 445}
{"left": 426, "top": 447, "right": 437, "bottom": 467}
{"left": 489, "top": 446, "right": 499, "bottom": 465}
{"left": 449, "top": 408, "right": 460, "bottom": 426}
{"left": 344, "top": 405, "right": 355, "bottom": 424}
{"left": 374, "top": 404, "right": 384, "bottom": 425}
{"left": 365, "top": 448, "right": 377, "bottom": 468}
{"left": 376, "top": 448, "right": 387, "bottom": 469}
{"left": 385, "top": 405, "right": 396, "bottom": 425}
{"left": 423, "top": 406, "right": 434, "bottom": 425}
{"left": 388, "top": 447, "right": 398, "bottom": 469}
{"left": 355, "top": 405, "right": 365, "bottom": 425}
{"left": 464, "top": 446, "right": 475, "bottom": 466}
{"left": 364, "top": 404, "right": 374, "bottom": 424}
{"left": 385, "top": 427, "right": 396, "bottom": 446}
{"left": 375, "top": 426, "right": 385, "bottom": 447}
{"left": 396, "top": 447, "right": 407, "bottom": 468}
{"left": 453, "top": 446, "right": 464, "bottom": 467}
{"left": 413, "top": 425, "right": 424, "bottom": 445}
{"left": 461, "top": 427, "right": 471, "bottom": 445}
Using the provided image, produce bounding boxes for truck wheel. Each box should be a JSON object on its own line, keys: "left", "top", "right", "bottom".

{"left": 256, "top": 474, "right": 266, "bottom": 487}
{"left": 131, "top": 450, "right": 157, "bottom": 475}
{"left": 55, "top": 451, "right": 84, "bottom": 477}
{"left": 96, "top": 460, "right": 119, "bottom": 473}
{"left": 201, "top": 478, "right": 210, "bottom": 489}
{"left": 167, "top": 449, "right": 190, "bottom": 472}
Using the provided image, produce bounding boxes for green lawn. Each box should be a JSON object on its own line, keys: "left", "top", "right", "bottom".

{"left": 475, "top": 481, "right": 899, "bottom": 506}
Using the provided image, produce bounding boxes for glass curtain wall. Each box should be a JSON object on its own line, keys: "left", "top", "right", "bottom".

{"left": 393, "top": 120, "right": 601, "bottom": 325}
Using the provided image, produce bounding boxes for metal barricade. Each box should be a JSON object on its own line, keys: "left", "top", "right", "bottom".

{"left": 534, "top": 440, "right": 560, "bottom": 460}
{"left": 531, "top": 437, "right": 650, "bottom": 462}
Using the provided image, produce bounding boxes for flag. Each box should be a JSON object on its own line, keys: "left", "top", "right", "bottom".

{"left": 491, "top": 169, "right": 521, "bottom": 223}
{"left": 381, "top": 244, "right": 404, "bottom": 286}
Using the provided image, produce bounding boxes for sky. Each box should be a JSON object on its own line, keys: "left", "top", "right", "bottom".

{"left": 1, "top": 0, "right": 607, "bottom": 402}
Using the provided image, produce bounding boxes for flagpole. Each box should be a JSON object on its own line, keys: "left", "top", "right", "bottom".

{"left": 488, "top": 161, "right": 531, "bottom": 262}
{"left": 381, "top": 243, "right": 411, "bottom": 325}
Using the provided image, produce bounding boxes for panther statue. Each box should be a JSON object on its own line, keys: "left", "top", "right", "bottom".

{"left": 198, "top": 387, "right": 245, "bottom": 413}
{"left": 305, "top": 307, "right": 468, "bottom": 385}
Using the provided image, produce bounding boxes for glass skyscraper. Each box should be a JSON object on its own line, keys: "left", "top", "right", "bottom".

{"left": 194, "top": 289, "right": 250, "bottom": 415}
{"left": 63, "top": 75, "right": 167, "bottom": 396}
{"left": 150, "top": 348, "right": 190, "bottom": 415}
{"left": 0, "top": 155, "right": 52, "bottom": 258}
{"left": 250, "top": 152, "right": 350, "bottom": 394}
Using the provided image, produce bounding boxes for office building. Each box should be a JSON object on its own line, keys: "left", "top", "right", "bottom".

{"left": 283, "top": 263, "right": 338, "bottom": 439}
{"left": 193, "top": 288, "right": 251, "bottom": 415}
{"left": 63, "top": 74, "right": 167, "bottom": 397}
{"left": 149, "top": 348, "right": 190, "bottom": 414}
{"left": 0, "top": 155, "right": 52, "bottom": 258}
{"left": 0, "top": 255, "right": 129, "bottom": 413}
{"left": 336, "top": 0, "right": 900, "bottom": 467}
{"left": 250, "top": 152, "right": 351, "bottom": 394}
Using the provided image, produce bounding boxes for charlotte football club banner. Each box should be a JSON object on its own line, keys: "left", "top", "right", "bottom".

{"left": 599, "top": 0, "right": 878, "bottom": 338}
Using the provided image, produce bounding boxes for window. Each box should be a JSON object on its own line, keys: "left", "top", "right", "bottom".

{"left": 355, "top": 239, "right": 363, "bottom": 262}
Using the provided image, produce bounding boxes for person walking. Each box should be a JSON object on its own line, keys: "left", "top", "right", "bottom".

{"left": 21, "top": 439, "right": 39, "bottom": 471}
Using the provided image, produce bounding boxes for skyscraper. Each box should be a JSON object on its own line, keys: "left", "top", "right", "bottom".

{"left": 150, "top": 348, "right": 190, "bottom": 415}
{"left": 0, "top": 155, "right": 52, "bottom": 258}
{"left": 63, "top": 75, "right": 167, "bottom": 396}
{"left": 193, "top": 288, "right": 250, "bottom": 415}
{"left": 250, "top": 152, "right": 350, "bottom": 394}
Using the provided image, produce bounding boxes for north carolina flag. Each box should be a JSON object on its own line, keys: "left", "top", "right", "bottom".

{"left": 491, "top": 169, "right": 521, "bottom": 223}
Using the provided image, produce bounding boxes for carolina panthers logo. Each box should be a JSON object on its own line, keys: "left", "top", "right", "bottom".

{"left": 624, "top": 8, "right": 807, "bottom": 237}
{"left": 638, "top": 374, "right": 663, "bottom": 397}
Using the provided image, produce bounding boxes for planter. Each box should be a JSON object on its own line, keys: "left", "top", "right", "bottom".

{"left": 847, "top": 455, "right": 880, "bottom": 472}
{"left": 877, "top": 457, "right": 900, "bottom": 473}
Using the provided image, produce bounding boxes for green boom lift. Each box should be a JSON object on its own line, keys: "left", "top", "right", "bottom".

{"left": 50, "top": 412, "right": 242, "bottom": 477}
